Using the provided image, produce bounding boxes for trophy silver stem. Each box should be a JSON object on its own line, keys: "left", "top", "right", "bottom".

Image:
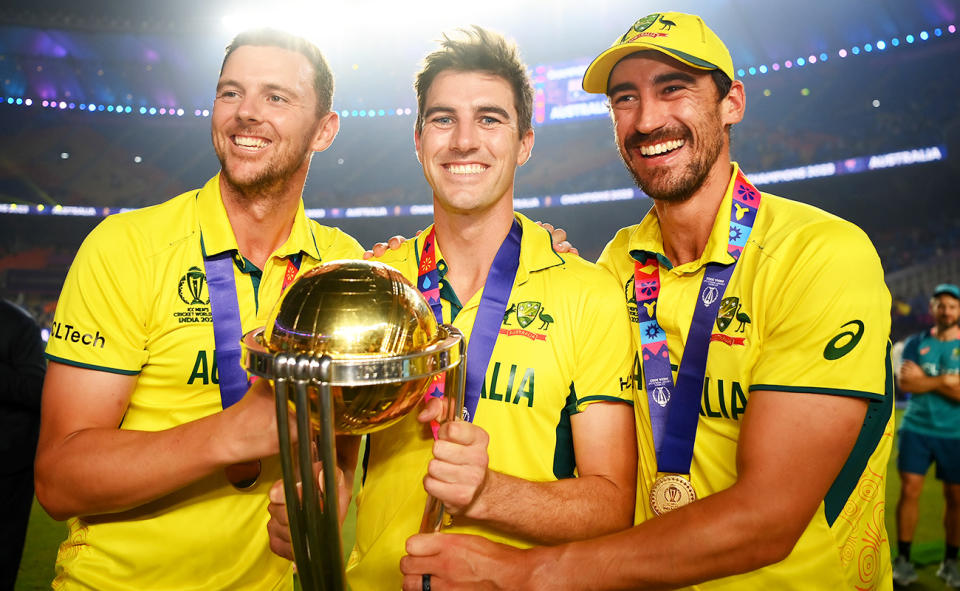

{"left": 242, "top": 260, "right": 466, "bottom": 591}
{"left": 420, "top": 336, "right": 467, "bottom": 533}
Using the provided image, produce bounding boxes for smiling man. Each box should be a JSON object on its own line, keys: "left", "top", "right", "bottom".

{"left": 35, "top": 29, "right": 362, "bottom": 590}
{"left": 264, "top": 26, "right": 638, "bottom": 591}
{"left": 400, "top": 12, "right": 894, "bottom": 590}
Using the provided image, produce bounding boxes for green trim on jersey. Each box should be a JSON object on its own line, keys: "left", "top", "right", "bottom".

{"left": 823, "top": 342, "right": 893, "bottom": 525}
{"left": 748, "top": 384, "right": 886, "bottom": 402}
{"left": 43, "top": 353, "right": 141, "bottom": 375}
{"left": 553, "top": 385, "right": 577, "bottom": 479}
{"left": 578, "top": 394, "right": 635, "bottom": 406}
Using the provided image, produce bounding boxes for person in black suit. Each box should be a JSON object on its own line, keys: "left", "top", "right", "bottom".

{"left": 0, "top": 298, "right": 45, "bottom": 590}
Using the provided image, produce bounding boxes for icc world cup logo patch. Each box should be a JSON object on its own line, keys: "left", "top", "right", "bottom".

{"left": 179, "top": 266, "right": 210, "bottom": 305}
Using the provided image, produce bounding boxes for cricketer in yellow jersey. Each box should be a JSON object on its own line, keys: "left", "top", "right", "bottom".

{"left": 36, "top": 29, "right": 363, "bottom": 590}
{"left": 265, "top": 27, "right": 638, "bottom": 590}
{"left": 399, "top": 11, "right": 893, "bottom": 591}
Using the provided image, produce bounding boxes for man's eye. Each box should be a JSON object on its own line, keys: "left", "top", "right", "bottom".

{"left": 433, "top": 116, "right": 453, "bottom": 125}
{"left": 269, "top": 95, "right": 286, "bottom": 103}
{"left": 480, "top": 116, "right": 500, "bottom": 125}
{"left": 219, "top": 90, "right": 239, "bottom": 99}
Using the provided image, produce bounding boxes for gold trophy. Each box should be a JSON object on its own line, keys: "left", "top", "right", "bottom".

{"left": 241, "top": 260, "right": 464, "bottom": 591}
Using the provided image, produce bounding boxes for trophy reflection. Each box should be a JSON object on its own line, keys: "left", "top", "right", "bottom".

{"left": 241, "top": 260, "right": 465, "bottom": 591}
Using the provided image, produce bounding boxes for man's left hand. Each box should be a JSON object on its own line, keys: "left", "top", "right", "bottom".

{"left": 424, "top": 421, "right": 491, "bottom": 518}
{"left": 400, "top": 533, "right": 538, "bottom": 591}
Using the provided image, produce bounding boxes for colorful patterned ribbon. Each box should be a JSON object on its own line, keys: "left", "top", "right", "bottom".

{"left": 417, "top": 220, "right": 522, "bottom": 429}
{"left": 634, "top": 171, "right": 761, "bottom": 474}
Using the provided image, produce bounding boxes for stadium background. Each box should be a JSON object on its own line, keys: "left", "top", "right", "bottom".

{"left": 1, "top": 0, "right": 959, "bottom": 588}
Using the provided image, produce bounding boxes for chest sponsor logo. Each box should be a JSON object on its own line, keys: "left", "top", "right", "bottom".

{"left": 50, "top": 321, "right": 106, "bottom": 348}
{"left": 919, "top": 346, "right": 931, "bottom": 356}
{"left": 500, "top": 301, "right": 552, "bottom": 341}
{"left": 175, "top": 266, "right": 212, "bottom": 324}
{"left": 711, "top": 296, "right": 750, "bottom": 347}
{"left": 823, "top": 320, "right": 865, "bottom": 360}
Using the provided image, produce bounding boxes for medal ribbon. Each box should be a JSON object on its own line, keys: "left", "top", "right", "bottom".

{"left": 417, "top": 220, "right": 522, "bottom": 427}
{"left": 205, "top": 245, "right": 301, "bottom": 409}
{"left": 634, "top": 171, "right": 761, "bottom": 475}
{"left": 417, "top": 227, "right": 446, "bottom": 438}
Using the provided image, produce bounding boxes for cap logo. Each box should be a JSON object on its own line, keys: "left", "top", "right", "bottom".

{"left": 620, "top": 13, "right": 660, "bottom": 42}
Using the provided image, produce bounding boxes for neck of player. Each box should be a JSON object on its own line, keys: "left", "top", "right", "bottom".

{"left": 432, "top": 196, "right": 517, "bottom": 306}
{"left": 218, "top": 170, "right": 307, "bottom": 269}
{"left": 936, "top": 322, "right": 960, "bottom": 341}
{"left": 654, "top": 161, "right": 735, "bottom": 267}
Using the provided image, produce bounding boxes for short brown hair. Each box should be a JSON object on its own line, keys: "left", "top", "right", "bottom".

{"left": 222, "top": 28, "right": 334, "bottom": 116}
{"left": 415, "top": 26, "right": 533, "bottom": 138}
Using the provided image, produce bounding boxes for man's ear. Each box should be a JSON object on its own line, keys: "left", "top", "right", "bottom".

{"left": 720, "top": 80, "right": 745, "bottom": 128}
{"left": 311, "top": 110, "right": 340, "bottom": 152}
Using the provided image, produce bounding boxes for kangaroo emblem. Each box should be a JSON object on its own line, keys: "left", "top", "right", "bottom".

{"left": 502, "top": 303, "right": 516, "bottom": 325}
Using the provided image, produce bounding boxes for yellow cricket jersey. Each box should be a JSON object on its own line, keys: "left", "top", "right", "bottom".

{"left": 44, "top": 175, "right": 363, "bottom": 591}
{"left": 597, "top": 163, "right": 893, "bottom": 590}
{"left": 346, "top": 213, "right": 635, "bottom": 590}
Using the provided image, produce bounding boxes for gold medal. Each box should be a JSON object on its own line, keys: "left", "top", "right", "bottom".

{"left": 649, "top": 474, "right": 696, "bottom": 515}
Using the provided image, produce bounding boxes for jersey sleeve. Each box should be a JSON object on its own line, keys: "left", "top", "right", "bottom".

{"left": 45, "top": 215, "right": 150, "bottom": 374}
{"left": 900, "top": 333, "right": 921, "bottom": 365}
{"left": 568, "top": 265, "right": 635, "bottom": 413}
{"left": 750, "top": 220, "right": 891, "bottom": 400}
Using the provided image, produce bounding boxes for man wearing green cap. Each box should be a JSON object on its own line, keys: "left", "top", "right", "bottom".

{"left": 400, "top": 11, "right": 894, "bottom": 590}
{"left": 893, "top": 283, "right": 960, "bottom": 587}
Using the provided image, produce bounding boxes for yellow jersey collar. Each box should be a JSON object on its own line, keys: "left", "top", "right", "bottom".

{"left": 196, "top": 174, "right": 322, "bottom": 262}
{"left": 627, "top": 163, "right": 742, "bottom": 273}
{"left": 414, "top": 212, "right": 564, "bottom": 285}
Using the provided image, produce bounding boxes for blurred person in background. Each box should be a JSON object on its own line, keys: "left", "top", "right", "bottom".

{"left": 0, "top": 297, "right": 45, "bottom": 591}
{"left": 893, "top": 283, "right": 960, "bottom": 587}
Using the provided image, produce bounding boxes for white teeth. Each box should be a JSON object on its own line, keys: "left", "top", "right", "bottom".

{"left": 234, "top": 136, "right": 268, "bottom": 148}
{"left": 639, "top": 139, "right": 684, "bottom": 156}
{"left": 446, "top": 163, "right": 486, "bottom": 174}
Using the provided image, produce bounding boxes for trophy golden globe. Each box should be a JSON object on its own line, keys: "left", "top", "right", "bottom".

{"left": 241, "top": 260, "right": 465, "bottom": 591}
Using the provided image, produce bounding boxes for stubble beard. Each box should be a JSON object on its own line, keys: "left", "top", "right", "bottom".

{"left": 216, "top": 133, "right": 314, "bottom": 201}
{"left": 619, "top": 120, "right": 724, "bottom": 204}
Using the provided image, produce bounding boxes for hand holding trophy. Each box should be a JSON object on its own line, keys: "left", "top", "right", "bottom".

{"left": 241, "top": 260, "right": 464, "bottom": 591}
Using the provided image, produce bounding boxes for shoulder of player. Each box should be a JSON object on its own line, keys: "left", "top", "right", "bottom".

{"left": 536, "top": 252, "right": 624, "bottom": 303}
{"left": 80, "top": 190, "right": 197, "bottom": 261}
{"left": 753, "top": 193, "right": 879, "bottom": 262}
{"left": 305, "top": 220, "right": 364, "bottom": 260}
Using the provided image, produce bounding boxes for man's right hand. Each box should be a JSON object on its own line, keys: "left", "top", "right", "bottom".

{"left": 266, "top": 462, "right": 353, "bottom": 561}
{"left": 363, "top": 235, "right": 409, "bottom": 259}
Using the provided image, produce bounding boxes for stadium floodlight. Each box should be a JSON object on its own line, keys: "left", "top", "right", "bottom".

{"left": 920, "top": 31, "right": 929, "bottom": 40}
{"left": 220, "top": 0, "right": 521, "bottom": 48}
